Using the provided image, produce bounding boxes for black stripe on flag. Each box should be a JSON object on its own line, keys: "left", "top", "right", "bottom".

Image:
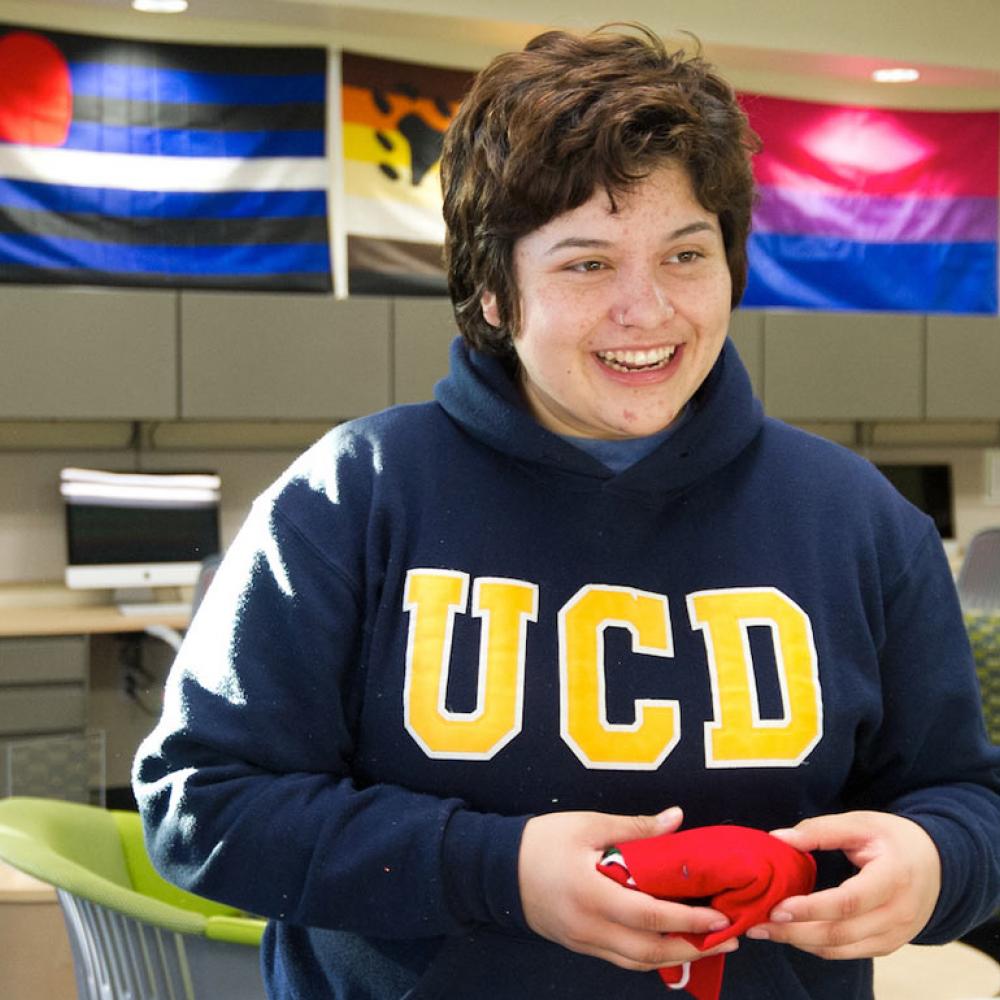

{"left": 16, "top": 27, "right": 327, "bottom": 76}
{"left": 0, "top": 207, "right": 329, "bottom": 247}
{"left": 0, "top": 264, "right": 332, "bottom": 292}
{"left": 70, "top": 95, "right": 325, "bottom": 132}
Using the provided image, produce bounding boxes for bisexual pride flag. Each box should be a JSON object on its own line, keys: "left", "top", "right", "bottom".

{"left": 742, "top": 94, "right": 999, "bottom": 314}
{"left": 0, "top": 26, "right": 331, "bottom": 290}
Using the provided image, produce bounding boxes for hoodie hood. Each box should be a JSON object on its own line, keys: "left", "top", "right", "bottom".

{"left": 434, "top": 336, "right": 764, "bottom": 498}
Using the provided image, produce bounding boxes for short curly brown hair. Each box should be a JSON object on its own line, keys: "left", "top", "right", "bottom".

{"left": 441, "top": 24, "right": 759, "bottom": 358}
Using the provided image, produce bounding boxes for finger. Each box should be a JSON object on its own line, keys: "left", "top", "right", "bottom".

{"left": 769, "top": 812, "right": 876, "bottom": 855}
{"left": 595, "top": 805, "right": 684, "bottom": 848}
{"left": 748, "top": 913, "right": 902, "bottom": 961}
{"left": 592, "top": 924, "right": 740, "bottom": 972}
{"left": 767, "top": 863, "right": 895, "bottom": 924}
{"left": 597, "top": 877, "right": 730, "bottom": 936}
{"left": 749, "top": 904, "right": 890, "bottom": 951}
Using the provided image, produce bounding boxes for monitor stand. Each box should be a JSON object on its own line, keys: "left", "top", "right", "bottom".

{"left": 113, "top": 588, "right": 191, "bottom": 618}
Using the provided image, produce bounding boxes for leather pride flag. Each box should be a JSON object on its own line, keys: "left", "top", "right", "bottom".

{"left": 341, "top": 52, "right": 472, "bottom": 295}
{"left": 0, "top": 26, "right": 331, "bottom": 291}
{"left": 742, "top": 93, "right": 999, "bottom": 314}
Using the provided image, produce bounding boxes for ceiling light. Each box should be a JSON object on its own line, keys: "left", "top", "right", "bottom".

{"left": 132, "top": 0, "right": 189, "bottom": 12}
{"left": 872, "top": 67, "right": 920, "bottom": 84}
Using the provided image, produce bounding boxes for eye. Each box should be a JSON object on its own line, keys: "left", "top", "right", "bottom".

{"left": 668, "top": 250, "right": 705, "bottom": 264}
{"left": 568, "top": 259, "right": 607, "bottom": 273}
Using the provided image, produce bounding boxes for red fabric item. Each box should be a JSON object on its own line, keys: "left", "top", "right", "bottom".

{"left": 597, "top": 825, "right": 816, "bottom": 1000}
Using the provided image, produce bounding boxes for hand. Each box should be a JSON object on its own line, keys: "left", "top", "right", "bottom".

{"left": 517, "top": 806, "right": 738, "bottom": 972}
{"left": 746, "top": 810, "right": 941, "bottom": 959}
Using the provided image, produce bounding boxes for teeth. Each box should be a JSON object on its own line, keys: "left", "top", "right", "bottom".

{"left": 597, "top": 346, "right": 677, "bottom": 371}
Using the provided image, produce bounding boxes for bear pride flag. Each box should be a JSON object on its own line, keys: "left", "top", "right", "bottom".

{"left": 742, "top": 93, "right": 999, "bottom": 314}
{"left": 340, "top": 51, "right": 473, "bottom": 295}
{"left": 0, "top": 26, "right": 331, "bottom": 291}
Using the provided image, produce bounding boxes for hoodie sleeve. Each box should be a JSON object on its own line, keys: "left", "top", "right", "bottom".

{"left": 133, "top": 473, "right": 529, "bottom": 940}
{"left": 845, "top": 525, "right": 1000, "bottom": 943}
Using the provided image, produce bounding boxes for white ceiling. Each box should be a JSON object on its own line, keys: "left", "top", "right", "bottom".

{"left": 3, "top": 0, "right": 1000, "bottom": 108}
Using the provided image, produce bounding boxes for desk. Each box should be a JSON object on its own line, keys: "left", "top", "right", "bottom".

{"left": 0, "top": 603, "right": 188, "bottom": 638}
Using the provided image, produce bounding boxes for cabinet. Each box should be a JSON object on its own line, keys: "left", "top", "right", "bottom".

{"left": 393, "top": 297, "right": 458, "bottom": 404}
{"left": 0, "top": 282, "right": 997, "bottom": 425}
{"left": 763, "top": 311, "right": 923, "bottom": 421}
{"left": 180, "top": 293, "right": 392, "bottom": 419}
{"left": 0, "top": 636, "right": 88, "bottom": 739}
{"left": 926, "top": 315, "right": 1000, "bottom": 420}
{"left": 0, "top": 287, "right": 177, "bottom": 419}
{"left": 729, "top": 309, "right": 764, "bottom": 399}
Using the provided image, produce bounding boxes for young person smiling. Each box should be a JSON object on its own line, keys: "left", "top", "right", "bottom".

{"left": 483, "top": 163, "right": 732, "bottom": 442}
{"left": 135, "top": 24, "right": 1000, "bottom": 1000}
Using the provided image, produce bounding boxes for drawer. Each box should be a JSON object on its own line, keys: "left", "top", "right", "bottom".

{"left": 0, "top": 686, "right": 86, "bottom": 737}
{"left": 0, "top": 637, "right": 87, "bottom": 685}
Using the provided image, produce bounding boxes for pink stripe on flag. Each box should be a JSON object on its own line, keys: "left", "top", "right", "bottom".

{"left": 741, "top": 94, "right": 999, "bottom": 198}
{"left": 754, "top": 185, "right": 999, "bottom": 243}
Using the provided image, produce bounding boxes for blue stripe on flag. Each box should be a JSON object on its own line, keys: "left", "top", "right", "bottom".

{"left": 743, "top": 233, "right": 998, "bottom": 314}
{"left": 0, "top": 179, "right": 327, "bottom": 218}
{"left": 51, "top": 122, "right": 325, "bottom": 158}
{"left": 0, "top": 232, "right": 331, "bottom": 276}
{"left": 69, "top": 62, "right": 327, "bottom": 106}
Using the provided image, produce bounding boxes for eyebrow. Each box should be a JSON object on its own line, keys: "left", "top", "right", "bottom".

{"left": 544, "top": 221, "right": 718, "bottom": 255}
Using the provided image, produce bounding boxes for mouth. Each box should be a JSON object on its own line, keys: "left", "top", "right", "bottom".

{"left": 595, "top": 346, "right": 677, "bottom": 373}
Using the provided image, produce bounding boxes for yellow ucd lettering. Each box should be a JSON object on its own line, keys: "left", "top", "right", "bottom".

{"left": 403, "top": 569, "right": 537, "bottom": 759}
{"left": 559, "top": 586, "right": 679, "bottom": 770}
{"left": 688, "top": 588, "right": 822, "bottom": 767}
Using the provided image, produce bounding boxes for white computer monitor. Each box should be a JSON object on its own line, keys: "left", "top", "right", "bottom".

{"left": 60, "top": 467, "right": 221, "bottom": 611}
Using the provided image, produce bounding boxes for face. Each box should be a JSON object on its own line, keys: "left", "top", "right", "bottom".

{"left": 482, "top": 162, "right": 732, "bottom": 440}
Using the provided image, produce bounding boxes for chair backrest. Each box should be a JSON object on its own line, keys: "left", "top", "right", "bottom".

{"left": 0, "top": 795, "right": 134, "bottom": 892}
{"left": 0, "top": 797, "right": 241, "bottom": 931}
{"left": 0, "top": 797, "right": 266, "bottom": 1000}
{"left": 958, "top": 528, "right": 1000, "bottom": 612}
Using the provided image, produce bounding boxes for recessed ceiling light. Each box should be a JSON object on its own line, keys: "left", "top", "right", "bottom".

{"left": 132, "top": 0, "right": 189, "bottom": 12}
{"left": 872, "top": 67, "right": 920, "bottom": 84}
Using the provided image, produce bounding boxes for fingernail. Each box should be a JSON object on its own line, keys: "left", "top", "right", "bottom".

{"left": 745, "top": 927, "right": 769, "bottom": 940}
{"left": 719, "top": 938, "right": 739, "bottom": 953}
{"left": 770, "top": 909, "right": 793, "bottom": 923}
{"left": 655, "top": 806, "right": 682, "bottom": 830}
{"left": 708, "top": 919, "right": 730, "bottom": 932}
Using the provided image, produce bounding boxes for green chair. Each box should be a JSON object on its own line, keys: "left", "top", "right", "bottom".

{"left": 0, "top": 796, "right": 266, "bottom": 1000}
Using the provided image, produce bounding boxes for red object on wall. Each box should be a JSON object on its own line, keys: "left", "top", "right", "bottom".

{"left": 0, "top": 30, "right": 72, "bottom": 146}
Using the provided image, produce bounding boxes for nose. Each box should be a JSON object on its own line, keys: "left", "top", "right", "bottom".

{"left": 612, "top": 268, "right": 675, "bottom": 329}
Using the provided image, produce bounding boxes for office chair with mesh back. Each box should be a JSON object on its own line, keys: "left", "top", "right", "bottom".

{"left": 958, "top": 528, "right": 1000, "bottom": 613}
{"left": 967, "top": 611, "right": 1000, "bottom": 746}
{"left": 0, "top": 796, "right": 266, "bottom": 1000}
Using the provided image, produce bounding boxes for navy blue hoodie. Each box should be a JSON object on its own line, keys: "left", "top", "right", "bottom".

{"left": 135, "top": 337, "right": 1000, "bottom": 999}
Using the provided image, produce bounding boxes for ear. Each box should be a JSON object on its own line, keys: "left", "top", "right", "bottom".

{"left": 480, "top": 290, "right": 501, "bottom": 328}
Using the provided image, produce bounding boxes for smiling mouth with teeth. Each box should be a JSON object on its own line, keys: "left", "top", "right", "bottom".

{"left": 596, "top": 346, "right": 677, "bottom": 373}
